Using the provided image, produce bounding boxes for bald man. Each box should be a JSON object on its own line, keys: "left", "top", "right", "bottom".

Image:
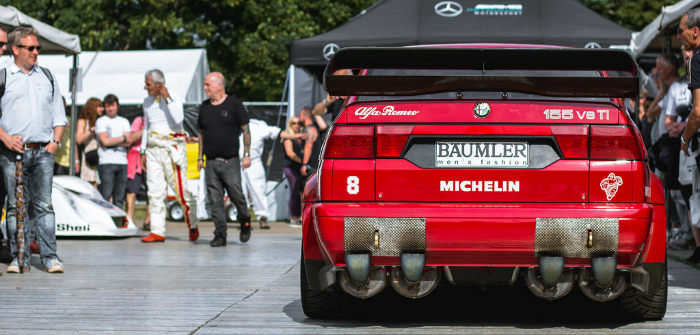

{"left": 197, "top": 72, "right": 252, "bottom": 246}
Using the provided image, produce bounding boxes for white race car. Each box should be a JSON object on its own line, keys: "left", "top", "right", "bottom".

{"left": 2, "top": 176, "right": 140, "bottom": 238}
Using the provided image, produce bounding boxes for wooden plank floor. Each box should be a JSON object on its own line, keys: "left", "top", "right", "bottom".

{"left": 0, "top": 220, "right": 698, "bottom": 334}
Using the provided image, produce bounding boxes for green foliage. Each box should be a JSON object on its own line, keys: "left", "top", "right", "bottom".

{"left": 13, "top": 0, "right": 672, "bottom": 101}
{"left": 582, "top": 0, "right": 679, "bottom": 31}
{"left": 1, "top": 0, "right": 375, "bottom": 102}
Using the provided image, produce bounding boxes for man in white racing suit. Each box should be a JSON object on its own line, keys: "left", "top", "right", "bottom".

{"left": 139, "top": 69, "right": 199, "bottom": 242}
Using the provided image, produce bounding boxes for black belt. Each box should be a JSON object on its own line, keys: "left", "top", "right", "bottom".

{"left": 213, "top": 156, "right": 238, "bottom": 161}
{"left": 24, "top": 142, "right": 49, "bottom": 149}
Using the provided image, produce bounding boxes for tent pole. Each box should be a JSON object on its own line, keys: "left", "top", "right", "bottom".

{"left": 69, "top": 55, "right": 78, "bottom": 176}
{"left": 266, "top": 66, "right": 291, "bottom": 180}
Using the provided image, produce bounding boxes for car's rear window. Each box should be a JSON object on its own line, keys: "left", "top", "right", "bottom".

{"left": 357, "top": 69, "right": 610, "bottom": 102}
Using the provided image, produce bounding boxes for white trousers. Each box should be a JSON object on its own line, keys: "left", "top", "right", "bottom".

{"left": 242, "top": 160, "right": 269, "bottom": 218}
{"left": 146, "top": 133, "right": 198, "bottom": 237}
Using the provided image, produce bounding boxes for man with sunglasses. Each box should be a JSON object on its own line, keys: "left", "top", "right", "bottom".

{"left": 0, "top": 25, "right": 67, "bottom": 273}
{"left": 678, "top": 8, "right": 700, "bottom": 264}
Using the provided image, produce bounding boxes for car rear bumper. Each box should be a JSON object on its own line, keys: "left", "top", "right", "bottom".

{"left": 307, "top": 202, "right": 665, "bottom": 268}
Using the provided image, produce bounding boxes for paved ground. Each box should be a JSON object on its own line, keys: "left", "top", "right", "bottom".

{"left": 0, "top": 219, "right": 698, "bottom": 334}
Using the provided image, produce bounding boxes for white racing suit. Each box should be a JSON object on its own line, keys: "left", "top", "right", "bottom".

{"left": 146, "top": 131, "right": 198, "bottom": 236}
{"left": 239, "top": 119, "right": 281, "bottom": 219}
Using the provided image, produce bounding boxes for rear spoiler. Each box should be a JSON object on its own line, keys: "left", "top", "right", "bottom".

{"left": 324, "top": 47, "right": 639, "bottom": 98}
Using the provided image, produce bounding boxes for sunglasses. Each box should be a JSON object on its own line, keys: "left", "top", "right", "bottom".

{"left": 17, "top": 44, "right": 41, "bottom": 52}
{"left": 291, "top": 121, "right": 300, "bottom": 125}
{"left": 0, "top": 42, "right": 5, "bottom": 48}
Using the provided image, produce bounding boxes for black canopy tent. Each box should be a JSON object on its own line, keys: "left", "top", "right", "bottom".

{"left": 287, "top": 0, "right": 633, "bottom": 117}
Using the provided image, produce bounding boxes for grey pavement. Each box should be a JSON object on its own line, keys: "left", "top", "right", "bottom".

{"left": 0, "top": 219, "right": 698, "bottom": 334}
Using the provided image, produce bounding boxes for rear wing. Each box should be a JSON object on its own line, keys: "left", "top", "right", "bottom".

{"left": 324, "top": 47, "right": 639, "bottom": 98}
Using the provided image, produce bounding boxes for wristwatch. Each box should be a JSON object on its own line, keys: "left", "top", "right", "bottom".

{"left": 123, "top": 135, "right": 127, "bottom": 143}
{"left": 52, "top": 139, "right": 61, "bottom": 148}
{"left": 140, "top": 148, "right": 146, "bottom": 155}
{"left": 681, "top": 134, "right": 690, "bottom": 145}
{"left": 243, "top": 152, "right": 250, "bottom": 157}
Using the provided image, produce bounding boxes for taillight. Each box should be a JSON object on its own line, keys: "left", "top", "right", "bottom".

{"left": 377, "top": 125, "right": 413, "bottom": 157}
{"left": 551, "top": 126, "right": 588, "bottom": 158}
{"left": 323, "top": 126, "right": 374, "bottom": 158}
{"left": 590, "top": 126, "right": 644, "bottom": 160}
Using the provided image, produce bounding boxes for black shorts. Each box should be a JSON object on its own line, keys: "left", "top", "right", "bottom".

{"left": 126, "top": 172, "right": 148, "bottom": 195}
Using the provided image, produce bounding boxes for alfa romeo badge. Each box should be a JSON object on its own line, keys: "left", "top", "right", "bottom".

{"left": 473, "top": 101, "right": 491, "bottom": 118}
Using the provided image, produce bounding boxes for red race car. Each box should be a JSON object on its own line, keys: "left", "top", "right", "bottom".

{"left": 300, "top": 45, "right": 666, "bottom": 320}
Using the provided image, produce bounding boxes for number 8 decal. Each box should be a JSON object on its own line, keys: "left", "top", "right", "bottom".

{"left": 347, "top": 176, "right": 359, "bottom": 194}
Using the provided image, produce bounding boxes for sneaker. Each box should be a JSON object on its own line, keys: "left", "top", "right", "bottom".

{"left": 7, "top": 258, "right": 30, "bottom": 273}
{"left": 259, "top": 216, "right": 270, "bottom": 230}
{"left": 686, "top": 247, "right": 700, "bottom": 264}
{"left": 210, "top": 234, "right": 226, "bottom": 247}
{"left": 240, "top": 222, "right": 251, "bottom": 243}
{"left": 43, "top": 258, "right": 64, "bottom": 273}
{"left": 669, "top": 238, "right": 696, "bottom": 251}
{"left": 288, "top": 219, "right": 302, "bottom": 228}
{"left": 189, "top": 227, "right": 200, "bottom": 241}
{"left": 30, "top": 240, "right": 39, "bottom": 254}
{"left": 141, "top": 233, "right": 165, "bottom": 243}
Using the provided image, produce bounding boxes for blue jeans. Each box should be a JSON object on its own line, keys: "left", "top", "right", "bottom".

{"left": 98, "top": 164, "right": 128, "bottom": 209}
{"left": 1, "top": 145, "right": 57, "bottom": 264}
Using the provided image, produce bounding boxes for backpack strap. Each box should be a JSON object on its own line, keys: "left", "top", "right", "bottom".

{"left": 39, "top": 66, "right": 55, "bottom": 98}
{"left": 0, "top": 68, "right": 6, "bottom": 100}
{"left": 0, "top": 68, "right": 5, "bottom": 117}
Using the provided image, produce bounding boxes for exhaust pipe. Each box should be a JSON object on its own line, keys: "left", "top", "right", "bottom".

{"left": 591, "top": 256, "right": 616, "bottom": 287}
{"left": 338, "top": 266, "right": 388, "bottom": 299}
{"left": 538, "top": 256, "right": 565, "bottom": 286}
{"left": 390, "top": 266, "right": 441, "bottom": 299}
{"left": 525, "top": 256, "right": 574, "bottom": 300}
{"left": 577, "top": 257, "right": 627, "bottom": 302}
{"left": 400, "top": 253, "right": 425, "bottom": 282}
{"left": 345, "top": 254, "right": 371, "bottom": 283}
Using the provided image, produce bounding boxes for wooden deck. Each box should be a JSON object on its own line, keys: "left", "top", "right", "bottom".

{"left": 0, "top": 220, "right": 698, "bottom": 334}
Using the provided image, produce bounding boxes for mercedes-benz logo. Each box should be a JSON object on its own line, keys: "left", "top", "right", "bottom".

{"left": 584, "top": 42, "right": 602, "bottom": 49}
{"left": 473, "top": 101, "right": 491, "bottom": 118}
{"left": 435, "top": 1, "right": 463, "bottom": 17}
{"left": 323, "top": 43, "right": 339, "bottom": 61}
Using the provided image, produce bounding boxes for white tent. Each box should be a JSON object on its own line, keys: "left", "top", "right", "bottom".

{"left": 1, "top": 49, "right": 210, "bottom": 105}
{"left": 630, "top": 0, "right": 700, "bottom": 58}
{"left": 0, "top": 6, "right": 80, "bottom": 55}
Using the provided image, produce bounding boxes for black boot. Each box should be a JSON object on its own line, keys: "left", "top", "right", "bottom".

{"left": 210, "top": 234, "right": 227, "bottom": 247}
{"left": 240, "top": 222, "right": 251, "bottom": 243}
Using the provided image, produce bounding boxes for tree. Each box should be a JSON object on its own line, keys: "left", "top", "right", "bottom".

{"left": 582, "top": 0, "right": 679, "bottom": 32}
{"left": 3, "top": 0, "right": 376, "bottom": 101}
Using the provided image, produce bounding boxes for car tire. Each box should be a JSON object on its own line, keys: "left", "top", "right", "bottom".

{"left": 226, "top": 204, "right": 236, "bottom": 222}
{"left": 168, "top": 202, "right": 185, "bottom": 222}
{"left": 618, "top": 261, "right": 667, "bottom": 320}
{"left": 300, "top": 248, "right": 348, "bottom": 319}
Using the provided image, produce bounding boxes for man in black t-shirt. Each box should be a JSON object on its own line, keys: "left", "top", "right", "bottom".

{"left": 677, "top": 8, "right": 700, "bottom": 263}
{"left": 197, "top": 72, "right": 252, "bottom": 246}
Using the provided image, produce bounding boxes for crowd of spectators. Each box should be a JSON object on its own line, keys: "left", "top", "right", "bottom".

{"left": 633, "top": 8, "right": 700, "bottom": 265}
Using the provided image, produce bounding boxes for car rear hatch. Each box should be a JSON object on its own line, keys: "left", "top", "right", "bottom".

{"left": 318, "top": 47, "right": 645, "bottom": 205}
